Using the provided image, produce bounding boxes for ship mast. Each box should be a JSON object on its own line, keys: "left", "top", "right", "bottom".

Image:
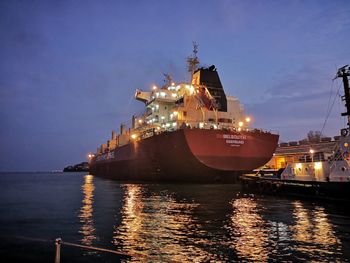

{"left": 336, "top": 65, "right": 350, "bottom": 135}
{"left": 187, "top": 41, "right": 200, "bottom": 80}
{"left": 163, "top": 73, "right": 173, "bottom": 87}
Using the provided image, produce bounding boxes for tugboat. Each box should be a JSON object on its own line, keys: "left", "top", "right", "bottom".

{"left": 89, "top": 45, "right": 279, "bottom": 182}
{"left": 241, "top": 65, "right": 350, "bottom": 199}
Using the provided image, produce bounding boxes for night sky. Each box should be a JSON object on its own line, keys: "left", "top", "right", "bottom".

{"left": 1, "top": 0, "right": 349, "bottom": 171}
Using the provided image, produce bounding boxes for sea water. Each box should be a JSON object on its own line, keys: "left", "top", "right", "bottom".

{"left": 0, "top": 172, "right": 349, "bottom": 262}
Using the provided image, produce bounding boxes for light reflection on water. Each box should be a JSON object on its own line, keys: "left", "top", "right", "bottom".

{"left": 77, "top": 176, "right": 348, "bottom": 262}
{"left": 79, "top": 174, "right": 96, "bottom": 246}
{"left": 291, "top": 201, "right": 342, "bottom": 261}
{"left": 226, "top": 197, "right": 269, "bottom": 262}
{"left": 112, "top": 185, "right": 209, "bottom": 262}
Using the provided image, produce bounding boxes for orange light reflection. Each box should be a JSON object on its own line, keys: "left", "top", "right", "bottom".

{"left": 291, "top": 201, "right": 341, "bottom": 258}
{"left": 113, "top": 185, "right": 212, "bottom": 262}
{"left": 227, "top": 197, "right": 269, "bottom": 262}
{"left": 78, "top": 174, "right": 96, "bottom": 246}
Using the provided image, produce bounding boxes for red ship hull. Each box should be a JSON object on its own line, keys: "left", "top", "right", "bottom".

{"left": 89, "top": 129, "right": 279, "bottom": 182}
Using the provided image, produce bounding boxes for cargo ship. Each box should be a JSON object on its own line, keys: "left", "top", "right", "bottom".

{"left": 89, "top": 47, "right": 279, "bottom": 182}
{"left": 241, "top": 65, "right": 350, "bottom": 198}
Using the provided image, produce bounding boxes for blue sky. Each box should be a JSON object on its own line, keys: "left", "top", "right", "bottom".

{"left": 0, "top": 0, "right": 349, "bottom": 171}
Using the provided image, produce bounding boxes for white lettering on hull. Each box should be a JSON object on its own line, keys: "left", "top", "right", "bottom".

{"left": 217, "top": 134, "right": 247, "bottom": 147}
{"left": 96, "top": 151, "right": 115, "bottom": 161}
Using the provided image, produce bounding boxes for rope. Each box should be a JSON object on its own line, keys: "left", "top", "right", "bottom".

{"left": 324, "top": 79, "right": 335, "bottom": 122}
{"left": 321, "top": 81, "right": 342, "bottom": 135}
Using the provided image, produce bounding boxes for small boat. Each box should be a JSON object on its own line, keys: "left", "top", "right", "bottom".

{"left": 241, "top": 65, "right": 350, "bottom": 199}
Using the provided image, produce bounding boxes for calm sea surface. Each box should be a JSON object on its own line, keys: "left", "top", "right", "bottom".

{"left": 0, "top": 172, "right": 349, "bottom": 262}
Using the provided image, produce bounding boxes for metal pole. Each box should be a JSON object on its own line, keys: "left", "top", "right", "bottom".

{"left": 342, "top": 72, "right": 350, "bottom": 129}
{"left": 337, "top": 66, "right": 350, "bottom": 129}
{"left": 54, "top": 238, "right": 62, "bottom": 263}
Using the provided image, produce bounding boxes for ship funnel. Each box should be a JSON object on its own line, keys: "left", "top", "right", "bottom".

{"left": 192, "top": 67, "right": 227, "bottom": 112}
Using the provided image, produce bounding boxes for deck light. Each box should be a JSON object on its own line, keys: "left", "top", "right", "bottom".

{"left": 238, "top": 121, "right": 244, "bottom": 127}
{"left": 245, "top": 117, "right": 251, "bottom": 122}
{"left": 189, "top": 86, "right": 195, "bottom": 95}
{"left": 314, "top": 162, "right": 322, "bottom": 170}
{"left": 152, "top": 85, "right": 157, "bottom": 90}
{"left": 131, "top": 134, "right": 137, "bottom": 140}
{"left": 309, "top": 149, "right": 314, "bottom": 154}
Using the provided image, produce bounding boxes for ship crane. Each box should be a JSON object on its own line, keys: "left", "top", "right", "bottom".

{"left": 336, "top": 65, "right": 350, "bottom": 136}
{"left": 194, "top": 84, "right": 219, "bottom": 124}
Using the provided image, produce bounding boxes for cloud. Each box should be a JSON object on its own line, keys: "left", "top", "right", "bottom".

{"left": 264, "top": 65, "right": 333, "bottom": 99}
{"left": 0, "top": 0, "right": 349, "bottom": 171}
{"left": 247, "top": 65, "right": 344, "bottom": 141}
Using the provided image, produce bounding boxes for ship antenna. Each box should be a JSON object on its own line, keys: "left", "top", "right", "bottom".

{"left": 187, "top": 41, "right": 200, "bottom": 80}
{"left": 335, "top": 65, "right": 350, "bottom": 136}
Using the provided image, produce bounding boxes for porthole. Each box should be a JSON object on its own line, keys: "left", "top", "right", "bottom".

{"left": 341, "top": 166, "right": 347, "bottom": 172}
